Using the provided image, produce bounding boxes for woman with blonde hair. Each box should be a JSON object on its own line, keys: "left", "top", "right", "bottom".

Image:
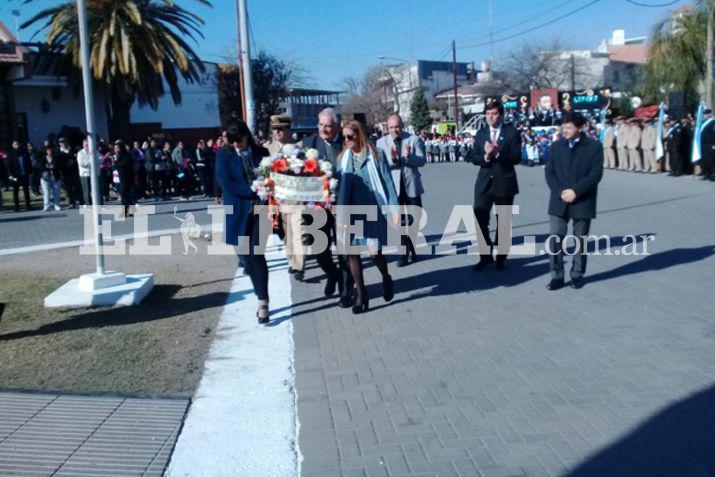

{"left": 336, "top": 120, "right": 399, "bottom": 314}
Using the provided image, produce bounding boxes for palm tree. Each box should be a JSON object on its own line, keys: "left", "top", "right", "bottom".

{"left": 642, "top": 3, "right": 708, "bottom": 106}
{"left": 21, "top": 0, "right": 212, "bottom": 139}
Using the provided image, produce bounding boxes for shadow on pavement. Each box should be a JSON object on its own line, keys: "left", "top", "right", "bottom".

{"left": 567, "top": 383, "right": 715, "bottom": 477}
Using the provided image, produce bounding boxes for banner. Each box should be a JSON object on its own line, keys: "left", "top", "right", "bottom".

{"left": 270, "top": 173, "right": 325, "bottom": 203}
{"left": 485, "top": 93, "right": 529, "bottom": 111}
{"left": 560, "top": 87, "right": 613, "bottom": 112}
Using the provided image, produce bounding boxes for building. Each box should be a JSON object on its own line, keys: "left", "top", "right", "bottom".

{"left": 378, "top": 59, "right": 473, "bottom": 124}
{"left": 0, "top": 19, "right": 221, "bottom": 149}
{"left": 0, "top": 20, "right": 28, "bottom": 148}
{"left": 277, "top": 88, "right": 341, "bottom": 134}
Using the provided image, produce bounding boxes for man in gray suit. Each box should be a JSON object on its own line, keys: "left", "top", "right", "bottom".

{"left": 376, "top": 114, "right": 427, "bottom": 267}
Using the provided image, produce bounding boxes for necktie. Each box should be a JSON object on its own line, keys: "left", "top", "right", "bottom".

{"left": 491, "top": 129, "right": 498, "bottom": 145}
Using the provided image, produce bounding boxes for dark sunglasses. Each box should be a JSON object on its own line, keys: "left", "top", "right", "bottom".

{"left": 344, "top": 134, "right": 356, "bottom": 142}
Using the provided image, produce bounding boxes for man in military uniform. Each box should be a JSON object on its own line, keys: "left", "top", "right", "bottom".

{"left": 266, "top": 115, "right": 307, "bottom": 279}
{"left": 615, "top": 117, "right": 628, "bottom": 171}
{"left": 265, "top": 114, "right": 295, "bottom": 155}
{"left": 603, "top": 119, "right": 616, "bottom": 169}
{"left": 626, "top": 118, "right": 642, "bottom": 172}
{"left": 665, "top": 117, "right": 686, "bottom": 176}
{"left": 640, "top": 118, "right": 658, "bottom": 173}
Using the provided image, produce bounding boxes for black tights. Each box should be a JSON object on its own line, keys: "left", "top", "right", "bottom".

{"left": 348, "top": 253, "right": 389, "bottom": 302}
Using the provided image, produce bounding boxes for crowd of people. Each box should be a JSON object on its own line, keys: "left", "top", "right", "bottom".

{"left": 0, "top": 135, "right": 226, "bottom": 215}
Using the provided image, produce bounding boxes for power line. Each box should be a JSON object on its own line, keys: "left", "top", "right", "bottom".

{"left": 459, "top": 0, "right": 603, "bottom": 50}
{"left": 625, "top": 0, "right": 681, "bottom": 7}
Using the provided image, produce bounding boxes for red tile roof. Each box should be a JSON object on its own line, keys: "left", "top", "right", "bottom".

{"left": 606, "top": 44, "right": 650, "bottom": 65}
{"left": 0, "top": 20, "right": 26, "bottom": 65}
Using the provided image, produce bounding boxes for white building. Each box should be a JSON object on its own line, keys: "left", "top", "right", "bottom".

{"left": 378, "top": 59, "right": 473, "bottom": 124}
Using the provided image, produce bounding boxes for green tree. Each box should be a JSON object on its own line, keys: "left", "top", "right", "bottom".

{"left": 642, "top": 4, "right": 708, "bottom": 105}
{"left": 22, "top": 0, "right": 211, "bottom": 139}
{"left": 409, "top": 87, "right": 431, "bottom": 132}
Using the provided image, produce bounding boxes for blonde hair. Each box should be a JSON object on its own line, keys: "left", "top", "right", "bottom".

{"left": 339, "top": 119, "right": 381, "bottom": 161}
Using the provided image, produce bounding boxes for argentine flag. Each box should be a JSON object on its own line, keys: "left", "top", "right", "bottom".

{"left": 655, "top": 102, "right": 665, "bottom": 162}
{"left": 692, "top": 102, "right": 705, "bottom": 164}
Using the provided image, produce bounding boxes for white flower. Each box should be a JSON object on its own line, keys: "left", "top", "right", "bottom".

{"left": 305, "top": 148, "right": 320, "bottom": 160}
{"left": 260, "top": 156, "right": 274, "bottom": 168}
{"left": 292, "top": 165, "right": 303, "bottom": 175}
{"left": 329, "top": 178, "right": 339, "bottom": 190}
{"left": 281, "top": 144, "right": 297, "bottom": 157}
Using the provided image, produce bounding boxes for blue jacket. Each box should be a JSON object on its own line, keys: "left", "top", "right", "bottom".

{"left": 215, "top": 144, "right": 267, "bottom": 246}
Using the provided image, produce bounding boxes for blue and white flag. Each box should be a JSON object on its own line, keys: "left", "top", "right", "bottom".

{"left": 691, "top": 101, "right": 705, "bottom": 164}
{"left": 655, "top": 102, "right": 665, "bottom": 162}
{"left": 599, "top": 108, "right": 607, "bottom": 142}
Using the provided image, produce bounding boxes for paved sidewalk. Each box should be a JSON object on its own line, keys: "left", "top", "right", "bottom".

{"left": 0, "top": 391, "right": 188, "bottom": 476}
{"left": 291, "top": 164, "right": 715, "bottom": 477}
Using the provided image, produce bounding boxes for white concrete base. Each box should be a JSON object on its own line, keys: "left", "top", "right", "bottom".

{"left": 78, "top": 271, "right": 127, "bottom": 292}
{"left": 44, "top": 274, "right": 154, "bottom": 309}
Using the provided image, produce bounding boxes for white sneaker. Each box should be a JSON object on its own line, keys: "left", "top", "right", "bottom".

{"left": 54, "top": 205, "right": 62, "bottom": 211}
{"left": 43, "top": 206, "right": 51, "bottom": 212}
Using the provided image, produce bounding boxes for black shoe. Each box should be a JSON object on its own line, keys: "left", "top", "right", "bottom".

{"left": 496, "top": 261, "right": 506, "bottom": 271}
{"left": 570, "top": 277, "right": 585, "bottom": 289}
{"left": 546, "top": 278, "right": 565, "bottom": 291}
{"left": 352, "top": 291, "right": 369, "bottom": 315}
{"left": 383, "top": 274, "right": 394, "bottom": 302}
{"left": 256, "top": 304, "right": 269, "bottom": 324}
{"left": 288, "top": 268, "right": 296, "bottom": 275}
{"left": 397, "top": 256, "right": 409, "bottom": 267}
{"left": 473, "top": 256, "right": 494, "bottom": 272}
{"left": 294, "top": 271, "right": 304, "bottom": 282}
{"left": 324, "top": 273, "right": 338, "bottom": 297}
{"left": 410, "top": 252, "right": 419, "bottom": 264}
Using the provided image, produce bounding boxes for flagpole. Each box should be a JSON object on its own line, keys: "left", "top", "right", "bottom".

{"left": 76, "top": 0, "right": 105, "bottom": 275}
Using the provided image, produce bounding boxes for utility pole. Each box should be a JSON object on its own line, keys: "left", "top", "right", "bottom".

{"left": 237, "top": 0, "right": 255, "bottom": 132}
{"left": 570, "top": 54, "right": 576, "bottom": 92}
{"left": 707, "top": 0, "right": 714, "bottom": 108}
{"left": 235, "top": 0, "right": 246, "bottom": 121}
{"left": 452, "top": 40, "right": 459, "bottom": 131}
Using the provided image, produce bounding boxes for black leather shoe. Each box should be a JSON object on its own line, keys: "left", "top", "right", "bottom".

{"left": 570, "top": 277, "right": 585, "bottom": 289}
{"left": 294, "top": 271, "right": 304, "bottom": 282}
{"left": 288, "top": 268, "right": 296, "bottom": 275}
{"left": 546, "top": 278, "right": 565, "bottom": 291}
{"left": 397, "top": 256, "right": 409, "bottom": 267}
{"left": 324, "top": 273, "right": 338, "bottom": 297}
{"left": 473, "top": 256, "right": 494, "bottom": 272}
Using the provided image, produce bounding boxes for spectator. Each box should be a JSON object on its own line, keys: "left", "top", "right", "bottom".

{"left": 6, "top": 140, "right": 34, "bottom": 211}
{"left": 77, "top": 139, "right": 94, "bottom": 206}
{"left": 40, "top": 146, "right": 63, "bottom": 212}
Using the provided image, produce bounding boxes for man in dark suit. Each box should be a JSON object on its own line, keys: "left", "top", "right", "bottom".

{"left": 466, "top": 100, "right": 522, "bottom": 271}
{"left": 665, "top": 117, "right": 686, "bottom": 176}
{"left": 299, "top": 108, "right": 348, "bottom": 305}
{"left": 6, "top": 140, "right": 33, "bottom": 212}
{"left": 544, "top": 112, "right": 604, "bottom": 290}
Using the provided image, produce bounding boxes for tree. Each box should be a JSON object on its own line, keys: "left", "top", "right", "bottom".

{"left": 501, "top": 38, "right": 595, "bottom": 92}
{"left": 410, "top": 87, "right": 431, "bottom": 132}
{"left": 642, "top": 4, "right": 709, "bottom": 106}
{"left": 339, "top": 66, "right": 395, "bottom": 128}
{"left": 22, "top": 0, "right": 211, "bottom": 140}
{"left": 217, "top": 51, "right": 306, "bottom": 133}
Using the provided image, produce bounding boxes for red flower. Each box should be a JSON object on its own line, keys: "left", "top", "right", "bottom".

{"left": 272, "top": 158, "right": 288, "bottom": 173}
{"left": 303, "top": 158, "right": 320, "bottom": 175}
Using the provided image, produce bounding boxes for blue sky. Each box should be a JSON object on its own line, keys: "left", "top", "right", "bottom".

{"left": 1, "top": 0, "right": 690, "bottom": 90}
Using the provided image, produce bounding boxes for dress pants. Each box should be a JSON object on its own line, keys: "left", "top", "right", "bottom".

{"left": 548, "top": 213, "right": 591, "bottom": 280}
{"left": 617, "top": 148, "right": 628, "bottom": 170}
{"left": 474, "top": 193, "right": 514, "bottom": 264}
{"left": 627, "top": 148, "right": 642, "bottom": 172}
{"left": 398, "top": 181, "right": 422, "bottom": 260}
{"left": 605, "top": 148, "right": 617, "bottom": 168}
{"left": 240, "top": 214, "right": 269, "bottom": 301}
{"left": 281, "top": 203, "right": 305, "bottom": 272}
{"left": 642, "top": 149, "right": 657, "bottom": 173}
{"left": 11, "top": 175, "right": 31, "bottom": 210}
